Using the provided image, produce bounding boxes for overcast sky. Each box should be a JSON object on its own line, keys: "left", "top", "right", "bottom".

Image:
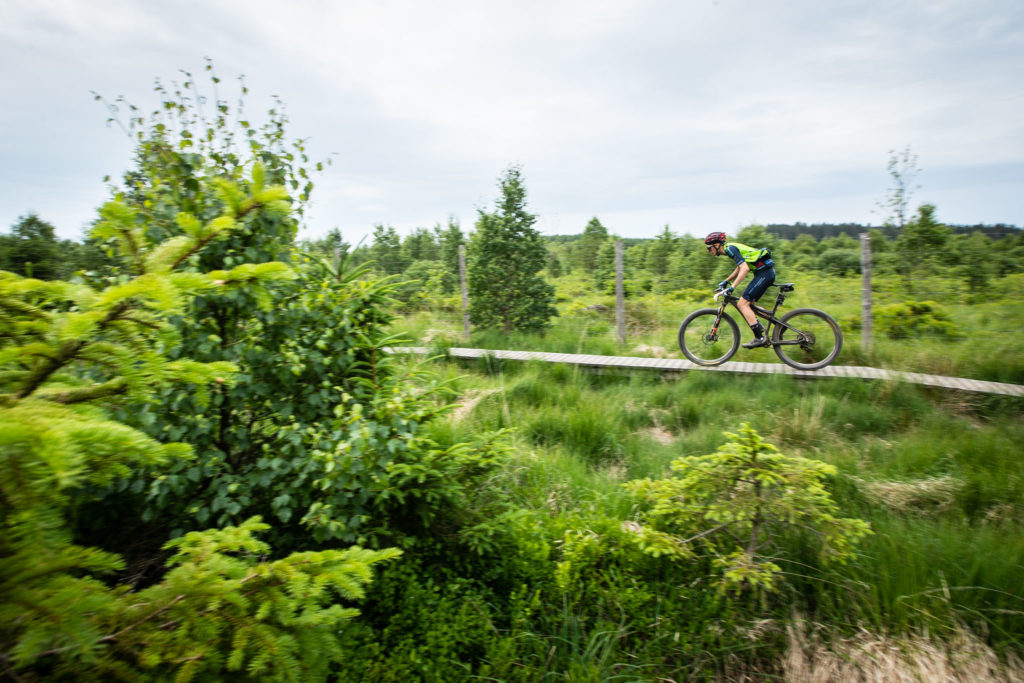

{"left": 2, "top": 0, "right": 1022, "bottom": 244}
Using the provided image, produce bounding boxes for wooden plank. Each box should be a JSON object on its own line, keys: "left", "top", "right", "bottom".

{"left": 385, "top": 347, "right": 1024, "bottom": 396}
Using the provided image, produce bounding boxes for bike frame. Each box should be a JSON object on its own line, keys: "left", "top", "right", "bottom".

{"left": 713, "top": 286, "right": 804, "bottom": 347}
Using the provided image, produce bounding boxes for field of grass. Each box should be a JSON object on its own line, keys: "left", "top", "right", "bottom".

{"left": 368, "top": 268, "right": 1024, "bottom": 678}
{"left": 381, "top": 349, "right": 1024, "bottom": 677}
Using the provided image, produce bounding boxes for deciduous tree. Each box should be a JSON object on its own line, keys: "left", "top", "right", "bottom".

{"left": 877, "top": 146, "right": 921, "bottom": 230}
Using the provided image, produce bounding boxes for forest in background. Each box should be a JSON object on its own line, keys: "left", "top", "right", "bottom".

{"left": 3, "top": 69, "right": 1023, "bottom": 682}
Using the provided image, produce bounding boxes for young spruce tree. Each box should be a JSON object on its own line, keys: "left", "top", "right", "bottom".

{"left": 468, "top": 166, "right": 556, "bottom": 334}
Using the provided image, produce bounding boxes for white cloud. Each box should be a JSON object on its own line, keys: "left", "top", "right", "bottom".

{"left": 1, "top": 0, "right": 1022, "bottom": 240}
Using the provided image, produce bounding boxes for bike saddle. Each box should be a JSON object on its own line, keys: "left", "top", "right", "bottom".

{"left": 772, "top": 283, "right": 795, "bottom": 292}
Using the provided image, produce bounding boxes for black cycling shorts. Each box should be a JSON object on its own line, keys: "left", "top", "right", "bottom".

{"left": 742, "top": 267, "right": 775, "bottom": 303}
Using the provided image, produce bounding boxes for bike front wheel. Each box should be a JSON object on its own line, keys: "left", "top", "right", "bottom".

{"left": 678, "top": 308, "right": 740, "bottom": 366}
{"left": 772, "top": 308, "right": 843, "bottom": 371}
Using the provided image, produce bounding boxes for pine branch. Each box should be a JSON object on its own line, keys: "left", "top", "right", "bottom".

{"left": 96, "top": 594, "right": 186, "bottom": 646}
{"left": 677, "top": 521, "right": 736, "bottom": 546}
{"left": 14, "top": 302, "right": 130, "bottom": 399}
{"left": 168, "top": 202, "right": 266, "bottom": 272}
{"left": 35, "top": 378, "right": 129, "bottom": 404}
{"left": 0, "top": 295, "right": 53, "bottom": 320}
{"left": 122, "top": 225, "right": 145, "bottom": 275}
{"left": 14, "top": 339, "right": 86, "bottom": 399}
{"left": 114, "top": 315, "right": 163, "bottom": 331}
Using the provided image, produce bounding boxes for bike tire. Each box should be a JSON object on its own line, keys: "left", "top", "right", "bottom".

{"left": 772, "top": 308, "right": 843, "bottom": 371}
{"left": 678, "top": 308, "right": 740, "bottom": 366}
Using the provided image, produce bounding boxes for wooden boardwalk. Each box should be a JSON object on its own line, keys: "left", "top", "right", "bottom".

{"left": 389, "top": 347, "right": 1024, "bottom": 397}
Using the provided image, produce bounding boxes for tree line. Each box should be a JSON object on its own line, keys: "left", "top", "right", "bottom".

{"left": 764, "top": 221, "right": 1021, "bottom": 241}
{"left": 294, "top": 203, "right": 1023, "bottom": 324}
{"left": 9, "top": 196, "right": 1022, "bottom": 337}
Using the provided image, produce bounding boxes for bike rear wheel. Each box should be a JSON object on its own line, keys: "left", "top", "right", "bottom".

{"left": 678, "top": 308, "right": 740, "bottom": 366}
{"left": 772, "top": 308, "right": 843, "bottom": 370}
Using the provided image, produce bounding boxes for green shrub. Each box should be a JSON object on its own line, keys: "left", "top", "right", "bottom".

{"left": 875, "top": 300, "right": 960, "bottom": 339}
{"left": 816, "top": 248, "right": 861, "bottom": 276}
{"left": 624, "top": 424, "right": 872, "bottom": 597}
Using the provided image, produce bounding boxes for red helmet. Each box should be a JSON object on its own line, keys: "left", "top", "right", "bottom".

{"left": 704, "top": 231, "right": 727, "bottom": 245}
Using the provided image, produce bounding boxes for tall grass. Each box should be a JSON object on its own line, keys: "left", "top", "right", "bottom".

{"left": 414, "top": 354, "right": 1024, "bottom": 661}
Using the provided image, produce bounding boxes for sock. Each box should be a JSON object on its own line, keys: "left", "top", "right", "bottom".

{"left": 750, "top": 322, "right": 765, "bottom": 338}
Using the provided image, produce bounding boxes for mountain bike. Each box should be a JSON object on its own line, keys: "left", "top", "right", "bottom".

{"left": 677, "top": 283, "right": 842, "bottom": 371}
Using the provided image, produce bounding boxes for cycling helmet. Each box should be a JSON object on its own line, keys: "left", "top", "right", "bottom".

{"left": 704, "top": 231, "right": 727, "bottom": 245}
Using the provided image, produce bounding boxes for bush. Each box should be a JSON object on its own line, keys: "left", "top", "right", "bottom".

{"left": 815, "top": 249, "right": 861, "bottom": 276}
{"left": 0, "top": 184, "right": 399, "bottom": 680}
{"left": 875, "top": 300, "right": 961, "bottom": 340}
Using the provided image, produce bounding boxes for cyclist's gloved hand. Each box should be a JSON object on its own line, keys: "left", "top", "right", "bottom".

{"left": 718, "top": 280, "right": 729, "bottom": 290}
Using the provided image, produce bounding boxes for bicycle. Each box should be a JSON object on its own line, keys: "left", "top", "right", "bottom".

{"left": 677, "top": 283, "right": 843, "bottom": 371}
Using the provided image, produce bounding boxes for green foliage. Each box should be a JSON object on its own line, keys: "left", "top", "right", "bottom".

{"left": 336, "top": 558, "right": 503, "bottom": 681}
{"left": 645, "top": 225, "right": 676, "bottom": 277}
{"left": 1, "top": 214, "right": 114, "bottom": 282}
{"left": 392, "top": 258, "right": 446, "bottom": 310}
{"left": 370, "top": 224, "right": 408, "bottom": 275}
{"left": 125, "top": 250, "right": 509, "bottom": 548}
{"left": 401, "top": 226, "right": 440, "bottom": 263}
{"left": 955, "top": 231, "right": 995, "bottom": 294}
{"left": 0, "top": 177, "right": 397, "bottom": 679}
{"left": 98, "top": 60, "right": 322, "bottom": 218}
{"left": 86, "top": 67, "right": 512, "bottom": 555}
{"left": 895, "top": 204, "right": 952, "bottom": 287}
{"left": 4, "top": 515, "right": 397, "bottom": 681}
{"left": 0, "top": 214, "right": 64, "bottom": 280}
{"left": 592, "top": 237, "right": 644, "bottom": 294}
{"left": 666, "top": 236, "right": 724, "bottom": 290}
{"left": 468, "top": 166, "right": 557, "bottom": 333}
{"left": 816, "top": 248, "right": 861, "bottom": 276}
{"left": 546, "top": 249, "right": 563, "bottom": 279}
{"left": 624, "top": 424, "right": 871, "bottom": 597}
{"left": 875, "top": 300, "right": 960, "bottom": 339}
{"left": 435, "top": 218, "right": 465, "bottom": 294}
{"left": 574, "top": 217, "right": 609, "bottom": 273}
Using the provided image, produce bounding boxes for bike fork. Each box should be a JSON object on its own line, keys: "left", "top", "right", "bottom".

{"left": 710, "top": 307, "right": 726, "bottom": 339}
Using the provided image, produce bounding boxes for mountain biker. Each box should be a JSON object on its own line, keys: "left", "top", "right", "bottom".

{"left": 704, "top": 232, "right": 775, "bottom": 348}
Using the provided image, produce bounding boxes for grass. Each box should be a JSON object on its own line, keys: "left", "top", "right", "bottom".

{"left": 783, "top": 617, "right": 1024, "bottom": 682}
{"left": 382, "top": 270, "right": 1024, "bottom": 676}
{"left": 406, "top": 353, "right": 1024, "bottom": 665}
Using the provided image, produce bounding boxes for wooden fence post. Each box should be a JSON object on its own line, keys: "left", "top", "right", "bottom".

{"left": 615, "top": 240, "right": 626, "bottom": 345}
{"left": 860, "top": 232, "right": 872, "bottom": 354}
{"left": 459, "top": 244, "right": 471, "bottom": 341}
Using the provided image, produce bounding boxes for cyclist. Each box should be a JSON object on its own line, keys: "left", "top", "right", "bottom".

{"left": 704, "top": 232, "right": 775, "bottom": 348}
